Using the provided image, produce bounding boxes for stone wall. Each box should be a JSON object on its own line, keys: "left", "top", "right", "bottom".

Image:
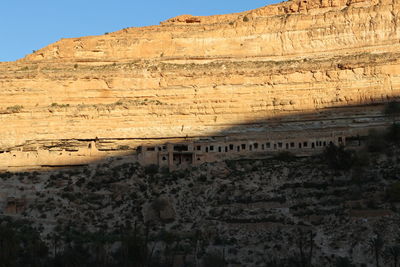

{"left": 138, "top": 130, "right": 348, "bottom": 170}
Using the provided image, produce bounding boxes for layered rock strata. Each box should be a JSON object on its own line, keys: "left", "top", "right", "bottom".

{"left": 0, "top": 0, "right": 399, "bottom": 168}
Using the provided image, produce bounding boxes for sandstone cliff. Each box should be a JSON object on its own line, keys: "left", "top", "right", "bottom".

{"left": 0, "top": 0, "right": 399, "bottom": 168}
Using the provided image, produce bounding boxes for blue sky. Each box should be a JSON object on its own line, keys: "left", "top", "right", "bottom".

{"left": 0, "top": 0, "right": 279, "bottom": 62}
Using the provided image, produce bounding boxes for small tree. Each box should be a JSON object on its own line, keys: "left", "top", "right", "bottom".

{"left": 144, "top": 164, "right": 158, "bottom": 175}
{"left": 114, "top": 224, "right": 155, "bottom": 267}
{"left": 386, "top": 123, "right": 400, "bottom": 144}
{"left": 387, "top": 182, "right": 400, "bottom": 202}
{"left": 0, "top": 224, "right": 18, "bottom": 267}
{"left": 366, "top": 130, "right": 387, "bottom": 153}
{"left": 384, "top": 245, "right": 400, "bottom": 267}
{"left": 384, "top": 101, "right": 400, "bottom": 119}
{"left": 335, "top": 257, "right": 355, "bottom": 267}
{"left": 287, "top": 228, "right": 315, "bottom": 267}
{"left": 202, "top": 250, "right": 226, "bottom": 267}
{"left": 151, "top": 198, "right": 169, "bottom": 219}
{"left": 369, "top": 233, "right": 384, "bottom": 267}
{"left": 323, "top": 143, "right": 354, "bottom": 170}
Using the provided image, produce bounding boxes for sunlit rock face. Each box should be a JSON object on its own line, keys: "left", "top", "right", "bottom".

{"left": 0, "top": 0, "right": 399, "bottom": 169}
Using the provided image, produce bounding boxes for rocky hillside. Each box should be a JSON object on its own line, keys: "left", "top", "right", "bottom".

{"left": 0, "top": 0, "right": 399, "bottom": 166}
{"left": 1, "top": 130, "right": 400, "bottom": 266}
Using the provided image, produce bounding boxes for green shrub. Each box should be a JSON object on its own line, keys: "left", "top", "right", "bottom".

{"left": 243, "top": 16, "right": 249, "bottom": 22}
{"left": 335, "top": 257, "right": 355, "bottom": 267}
{"left": 6, "top": 105, "right": 23, "bottom": 113}
{"left": 198, "top": 174, "right": 207, "bottom": 182}
{"left": 352, "top": 150, "right": 370, "bottom": 168}
{"left": 387, "top": 182, "right": 400, "bottom": 202}
{"left": 323, "top": 143, "right": 354, "bottom": 170}
{"left": 366, "top": 129, "right": 387, "bottom": 153}
{"left": 384, "top": 101, "right": 400, "bottom": 116}
{"left": 202, "top": 251, "right": 226, "bottom": 267}
{"left": 151, "top": 198, "right": 169, "bottom": 218}
{"left": 50, "top": 103, "right": 70, "bottom": 108}
{"left": 386, "top": 123, "right": 400, "bottom": 144}
{"left": 144, "top": 164, "right": 158, "bottom": 175}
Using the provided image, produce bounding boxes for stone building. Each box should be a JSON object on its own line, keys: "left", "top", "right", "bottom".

{"left": 138, "top": 132, "right": 346, "bottom": 170}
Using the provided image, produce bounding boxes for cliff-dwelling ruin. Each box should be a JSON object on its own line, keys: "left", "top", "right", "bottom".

{"left": 137, "top": 133, "right": 348, "bottom": 170}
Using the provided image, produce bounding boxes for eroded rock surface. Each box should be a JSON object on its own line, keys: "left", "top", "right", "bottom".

{"left": 0, "top": 0, "right": 400, "bottom": 168}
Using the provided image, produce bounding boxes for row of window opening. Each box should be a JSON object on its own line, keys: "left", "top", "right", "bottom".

{"left": 200, "top": 139, "right": 339, "bottom": 153}
{"left": 147, "top": 137, "right": 343, "bottom": 152}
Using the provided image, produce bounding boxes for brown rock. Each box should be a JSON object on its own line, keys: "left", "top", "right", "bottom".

{"left": 0, "top": 0, "right": 399, "bottom": 169}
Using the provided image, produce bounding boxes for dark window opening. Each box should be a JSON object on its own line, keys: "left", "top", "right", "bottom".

{"left": 303, "top": 142, "right": 308, "bottom": 147}
{"left": 286, "top": 143, "right": 289, "bottom": 149}
{"left": 254, "top": 143, "right": 258, "bottom": 149}
{"left": 229, "top": 144, "right": 234, "bottom": 150}
{"left": 237, "top": 146, "right": 240, "bottom": 152}
{"left": 249, "top": 145, "right": 253, "bottom": 151}
{"left": 323, "top": 141, "right": 326, "bottom": 146}
{"left": 196, "top": 145, "right": 201, "bottom": 151}
{"left": 299, "top": 143, "right": 302, "bottom": 148}
{"left": 274, "top": 144, "right": 277, "bottom": 149}
{"left": 225, "top": 147, "right": 228, "bottom": 152}
{"left": 241, "top": 144, "right": 246, "bottom": 150}
{"left": 162, "top": 156, "right": 167, "bottom": 161}
{"left": 338, "top": 137, "right": 343, "bottom": 142}
{"left": 218, "top": 147, "right": 222, "bottom": 152}
{"left": 174, "top": 145, "right": 188, "bottom": 151}
{"left": 173, "top": 153, "right": 193, "bottom": 165}
{"left": 266, "top": 142, "right": 271, "bottom": 149}
{"left": 278, "top": 142, "right": 282, "bottom": 148}
{"left": 147, "top": 147, "right": 155, "bottom": 151}
{"left": 206, "top": 147, "right": 209, "bottom": 152}
{"left": 312, "top": 142, "right": 315, "bottom": 148}
{"left": 262, "top": 144, "right": 265, "bottom": 150}
{"left": 290, "top": 142, "right": 295, "bottom": 148}
{"left": 197, "top": 157, "right": 201, "bottom": 161}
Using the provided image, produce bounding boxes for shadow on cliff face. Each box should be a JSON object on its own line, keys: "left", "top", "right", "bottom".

{"left": 1, "top": 100, "right": 400, "bottom": 267}
{"left": 0, "top": 98, "right": 397, "bottom": 174}
{"left": 210, "top": 102, "right": 390, "bottom": 137}
{"left": 2, "top": 107, "right": 400, "bottom": 267}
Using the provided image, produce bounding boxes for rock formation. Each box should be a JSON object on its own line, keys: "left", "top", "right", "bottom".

{"left": 2, "top": 146, "right": 400, "bottom": 266}
{"left": 0, "top": 0, "right": 399, "bottom": 169}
